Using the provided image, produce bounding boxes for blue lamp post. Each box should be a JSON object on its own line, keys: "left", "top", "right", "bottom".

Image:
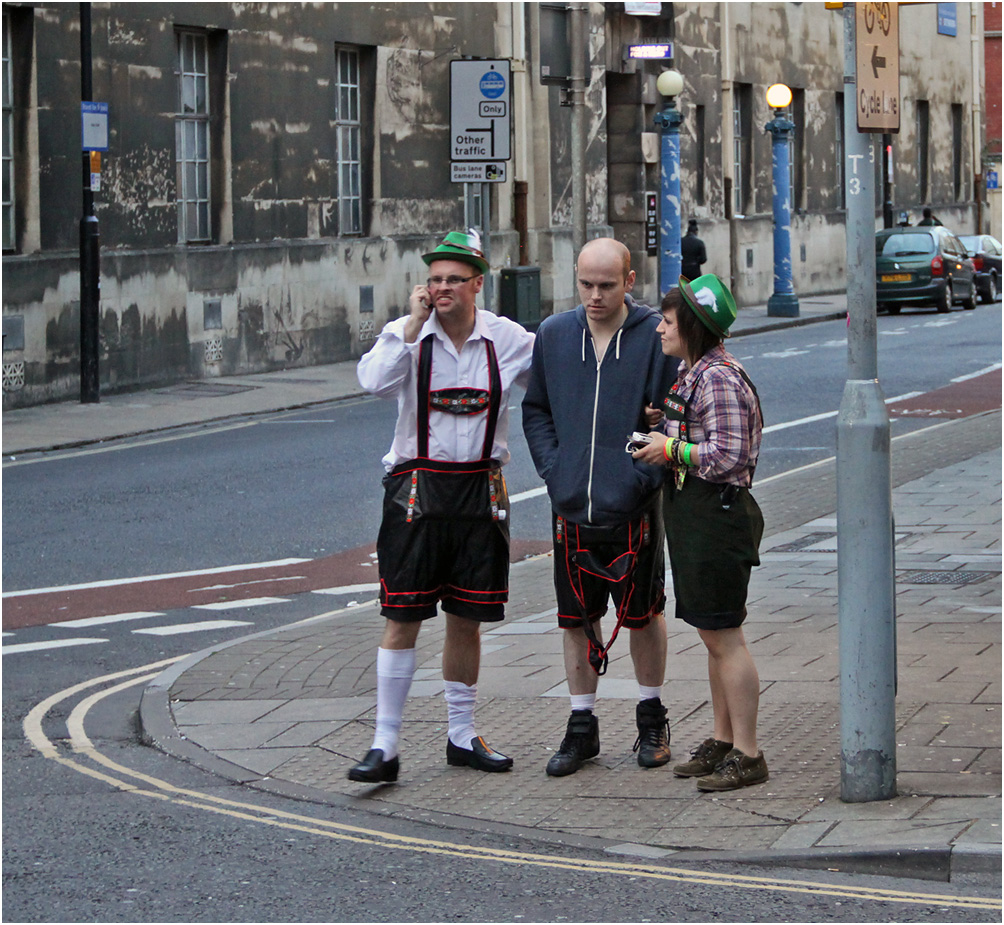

{"left": 654, "top": 68, "right": 683, "bottom": 297}
{"left": 765, "top": 83, "right": 799, "bottom": 317}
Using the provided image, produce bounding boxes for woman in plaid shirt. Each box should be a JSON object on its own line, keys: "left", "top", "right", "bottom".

{"left": 632, "top": 274, "right": 768, "bottom": 792}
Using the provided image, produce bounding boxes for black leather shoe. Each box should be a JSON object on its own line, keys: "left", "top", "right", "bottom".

{"left": 446, "top": 736, "right": 513, "bottom": 772}
{"left": 545, "top": 710, "right": 600, "bottom": 777}
{"left": 633, "top": 697, "right": 671, "bottom": 768}
{"left": 347, "top": 748, "right": 399, "bottom": 783}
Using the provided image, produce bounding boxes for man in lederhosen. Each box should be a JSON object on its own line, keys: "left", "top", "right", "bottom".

{"left": 348, "top": 231, "right": 535, "bottom": 784}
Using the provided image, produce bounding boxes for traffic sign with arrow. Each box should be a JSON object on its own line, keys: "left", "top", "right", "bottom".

{"left": 855, "top": 2, "right": 900, "bottom": 132}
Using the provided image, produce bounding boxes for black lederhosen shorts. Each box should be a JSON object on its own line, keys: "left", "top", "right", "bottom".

{"left": 377, "top": 458, "right": 510, "bottom": 623}
{"left": 552, "top": 498, "right": 666, "bottom": 630}
{"left": 663, "top": 475, "right": 763, "bottom": 631}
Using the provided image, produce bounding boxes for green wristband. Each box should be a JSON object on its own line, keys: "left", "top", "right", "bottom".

{"left": 682, "top": 442, "right": 694, "bottom": 466}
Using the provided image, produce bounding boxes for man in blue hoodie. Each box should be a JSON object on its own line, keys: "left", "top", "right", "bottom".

{"left": 523, "top": 237, "right": 678, "bottom": 776}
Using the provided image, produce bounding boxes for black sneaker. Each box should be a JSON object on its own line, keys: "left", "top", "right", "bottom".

{"left": 673, "top": 737, "right": 733, "bottom": 778}
{"left": 632, "top": 697, "right": 672, "bottom": 768}
{"left": 545, "top": 710, "right": 600, "bottom": 777}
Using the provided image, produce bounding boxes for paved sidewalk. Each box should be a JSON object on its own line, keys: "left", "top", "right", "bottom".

{"left": 138, "top": 417, "right": 1001, "bottom": 880}
{"left": 1, "top": 293, "right": 847, "bottom": 457}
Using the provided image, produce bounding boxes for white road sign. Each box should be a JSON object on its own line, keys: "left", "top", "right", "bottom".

{"left": 451, "top": 162, "right": 507, "bottom": 183}
{"left": 450, "top": 59, "right": 511, "bottom": 162}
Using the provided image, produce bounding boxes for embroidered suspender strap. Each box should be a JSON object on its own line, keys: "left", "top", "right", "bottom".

{"left": 416, "top": 334, "right": 435, "bottom": 459}
{"left": 481, "top": 339, "right": 502, "bottom": 459}
{"left": 416, "top": 333, "right": 502, "bottom": 461}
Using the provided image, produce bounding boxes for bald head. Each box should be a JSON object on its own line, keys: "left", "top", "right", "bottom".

{"left": 577, "top": 237, "right": 632, "bottom": 280}
{"left": 575, "top": 237, "right": 636, "bottom": 329}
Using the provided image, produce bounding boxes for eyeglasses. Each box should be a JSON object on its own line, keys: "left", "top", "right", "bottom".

{"left": 427, "top": 275, "right": 477, "bottom": 288}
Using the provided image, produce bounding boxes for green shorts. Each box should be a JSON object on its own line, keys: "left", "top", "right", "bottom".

{"left": 663, "top": 476, "right": 763, "bottom": 630}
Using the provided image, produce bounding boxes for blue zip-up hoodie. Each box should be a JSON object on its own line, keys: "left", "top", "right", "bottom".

{"left": 522, "top": 295, "right": 679, "bottom": 526}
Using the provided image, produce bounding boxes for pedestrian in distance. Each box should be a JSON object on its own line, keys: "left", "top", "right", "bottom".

{"left": 680, "top": 218, "right": 707, "bottom": 281}
{"left": 522, "top": 237, "right": 679, "bottom": 777}
{"left": 349, "top": 230, "right": 535, "bottom": 784}
{"left": 632, "top": 275, "right": 768, "bottom": 791}
{"left": 917, "top": 206, "right": 942, "bottom": 226}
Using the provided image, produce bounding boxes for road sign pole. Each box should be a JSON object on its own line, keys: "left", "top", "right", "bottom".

{"left": 79, "top": 1, "right": 100, "bottom": 404}
{"left": 837, "top": 2, "right": 896, "bottom": 803}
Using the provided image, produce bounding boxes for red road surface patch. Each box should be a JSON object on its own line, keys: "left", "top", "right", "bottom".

{"left": 3, "top": 538, "right": 555, "bottom": 630}
{"left": 887, "top": 368, "right": 1001, "bottom": 419}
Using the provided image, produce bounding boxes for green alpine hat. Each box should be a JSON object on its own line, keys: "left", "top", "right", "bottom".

{"left": 679, "top": 273, "right": 738, "bottom": 338}
{"left": 422, "top": 230, "right": 488, "bottom": 275}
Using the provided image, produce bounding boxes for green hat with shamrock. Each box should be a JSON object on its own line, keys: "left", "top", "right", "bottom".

{"left": 679, "top": 273, "right": 738, "bottom": 338}
{"left": 423, "top": 230, "right": 488, "bottom": 274}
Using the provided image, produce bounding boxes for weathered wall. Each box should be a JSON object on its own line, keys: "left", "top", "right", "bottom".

{"left": 3, "top": 2, "right": 578, "bottom": 408}
{"left": 2, "top": 2, "right": 985, "bottom": 406}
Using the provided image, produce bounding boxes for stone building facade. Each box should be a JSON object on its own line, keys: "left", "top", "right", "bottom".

{"left": 2, "top": 2, "right": 986, "bottom": 407}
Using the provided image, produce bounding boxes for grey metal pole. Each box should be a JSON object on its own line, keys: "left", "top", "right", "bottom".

{"left": 568, "top": 2, "right": 587, "bottom": 260}
{"left": 836, "top": 2, "right": 896, "bottom": 803}
{"left": 481, "top": 181, "right": 493, "bottom": 313}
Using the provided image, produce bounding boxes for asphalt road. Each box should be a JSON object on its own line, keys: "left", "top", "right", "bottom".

{"left": 2, "top": 301, "right": 1001, "bottom": 921}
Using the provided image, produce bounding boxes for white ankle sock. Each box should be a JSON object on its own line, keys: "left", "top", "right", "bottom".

{"left": 638, "top": 685, "right": 662, "bottom": 702}
{"left": 371, "top": 647, "right": 415, "bottom": 760}
{"left": 444, "top": 680, "right": 477, "bottom": 750}
{"left": 570, "top": 693, "right": 597, "bottom": 713}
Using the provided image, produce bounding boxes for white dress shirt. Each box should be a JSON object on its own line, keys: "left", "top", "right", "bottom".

{"left": 358, "top": 309, "right": 535, "bottom": 471}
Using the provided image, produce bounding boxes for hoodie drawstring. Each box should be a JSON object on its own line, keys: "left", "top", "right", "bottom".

{"left": 581, "top": 328, "right": 587, "bottom": 363}
{"left": 615, "top": 328, "right": 622, "bottom": 360}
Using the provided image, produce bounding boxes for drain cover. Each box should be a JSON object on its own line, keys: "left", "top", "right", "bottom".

{"left": 896, "top": 569, "right": 998, "bottom": 587}
{"left": 768, "top": 532, "right": 837, "bottom": 553}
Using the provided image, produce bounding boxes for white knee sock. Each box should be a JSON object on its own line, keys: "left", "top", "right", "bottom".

{"left": 638, "top": 684, "right": 663, "bottom": 702}
{"left": 371, "top": 647, "right": 416, "bottom": 760}
{"left": 570, "top": 692, "right": 597, "bottom": 713}
{"left": 444, "top": 680, "right": 477, "bottom": 750}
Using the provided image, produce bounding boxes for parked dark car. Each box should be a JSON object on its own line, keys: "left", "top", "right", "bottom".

{"left": 958, "top": 234, "right": 1002, "bottom": 303}
{"left": 875, "top": 227, "right": 977, "bottom": 314}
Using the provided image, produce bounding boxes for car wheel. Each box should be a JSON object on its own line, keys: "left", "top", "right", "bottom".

{"left": 936, "top": 278, "right": 952, "bottom": 313}
{"left": 886, "top": 304, "right": 901, "bottom": 315}
{"left": 982, "top": 272, "right": 999, "bottom": 304}
{"left": 962, "top": 278, "right": 977, "bottom": 310}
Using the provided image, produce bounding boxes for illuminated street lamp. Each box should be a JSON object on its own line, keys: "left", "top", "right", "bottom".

{"left": 654, "top": 68, "right": 684, "bottom": 296}
{"left": 765, "top": 83, "right": 800, "bottom": 317}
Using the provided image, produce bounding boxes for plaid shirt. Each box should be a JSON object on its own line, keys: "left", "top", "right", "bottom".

{"left": 665, "top": 344, "right": 762, "bottom": 487}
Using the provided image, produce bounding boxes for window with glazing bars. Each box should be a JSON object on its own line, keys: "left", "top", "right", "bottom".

{"left": 2, "top": 13, "right": 14, "bottom": 251}
{"left": 176, "top": 31, "right": 210, "bottom": 242}
{"left": 335, "top": 46, "right": 361, "bottom": 234}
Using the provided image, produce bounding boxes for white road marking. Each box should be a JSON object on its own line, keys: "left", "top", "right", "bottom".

{"left": 509, "top": 486, "right": 548, "bottom": 503}
{"left": 2, "top": 421, "right": 256, "bottom": 468}
{"left": 54, "top": 611, "right": 163, "bottom": 629}
{"left": 132, "top": 620, "right": 253, "bottom": 636}
{"left": 2, "top": 559, "right": 311, "bottom": 598}
{"left": 190, "top": 576, "right": 306, "bottom": 592}
{"left": 760, "top": 348, "right": 810, "bottom": 358}
{"left": 192, "top": 597, "right": 288, "bottom": 611}
{"left": 311, "top": 583, "right": 380, "bottom": 596}
{"left": 3, "top": 637, "right": 106, "bottom": 655}
{"left": 762, "top": 391, "right": 924, "bottom": 434}
{"left": 951, "top": 362, "right": 1001, "bottom": 383}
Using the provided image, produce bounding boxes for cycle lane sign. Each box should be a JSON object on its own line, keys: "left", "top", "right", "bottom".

{"left": 855, "top": 1, "right": 900, "bottom": 132}
{"left": 450, "top": 59, "right": 511, "bottom": 161}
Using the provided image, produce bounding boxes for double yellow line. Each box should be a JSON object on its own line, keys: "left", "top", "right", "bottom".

{"left": 24, "top": 660, "right": 1002, "bottom": 913}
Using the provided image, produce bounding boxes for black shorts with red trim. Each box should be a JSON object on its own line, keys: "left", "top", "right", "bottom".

{"left": 377, "top": 457, "right": 510, "bottom": 623}
{"left": 552, "top": 499, "right": 666, "bottom": 630}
